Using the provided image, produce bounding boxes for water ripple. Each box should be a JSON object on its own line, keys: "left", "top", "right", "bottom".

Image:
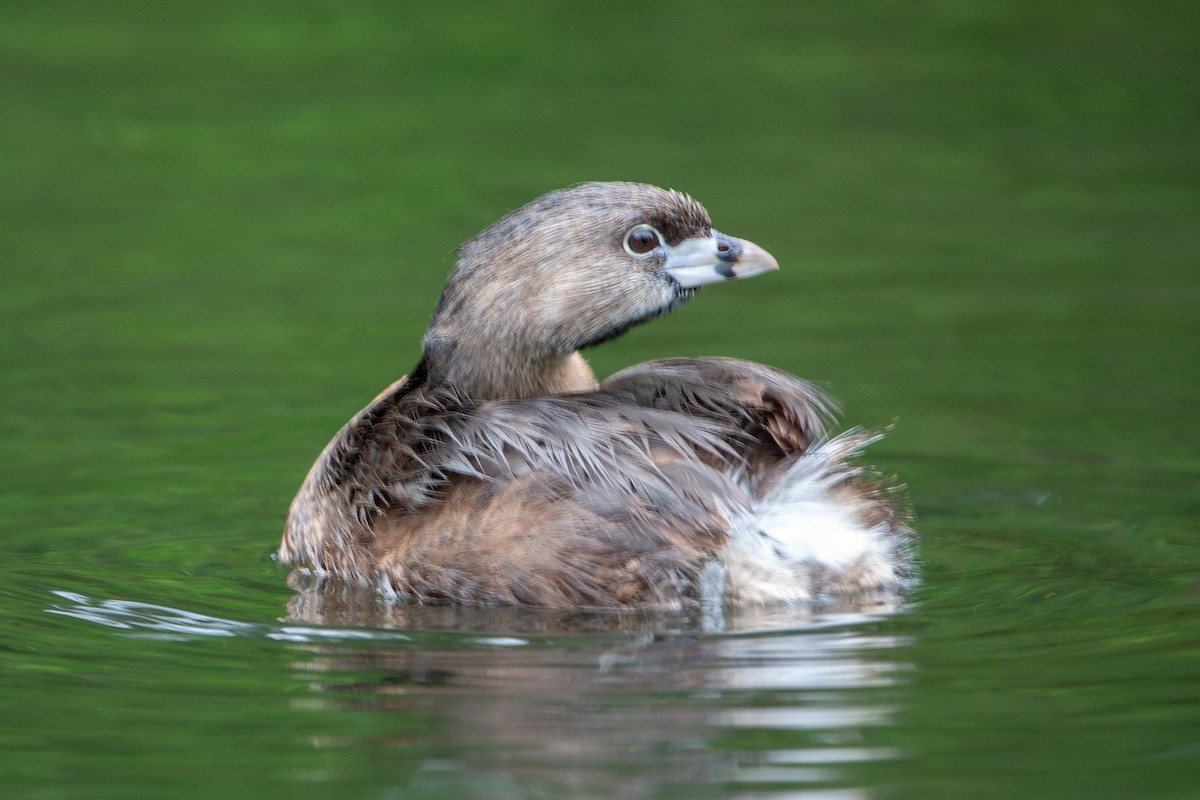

{"left": 44, "top": 590, "right": 413, "bottom": 644}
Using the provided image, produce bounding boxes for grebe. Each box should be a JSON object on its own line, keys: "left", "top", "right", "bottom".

{"left": 281, "top": 182, "right": 912, "bottom": 608}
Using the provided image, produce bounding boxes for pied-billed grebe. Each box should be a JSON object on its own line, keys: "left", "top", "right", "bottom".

{"left": 280, "top": 182, "right": 912, "bottom": 608}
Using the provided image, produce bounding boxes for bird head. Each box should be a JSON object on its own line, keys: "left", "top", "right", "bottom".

{"left": 428, "top": 182, "right": 777, "bottom": 352}
{"left": 421, "top": 182, "right": 778, "bottom": 396}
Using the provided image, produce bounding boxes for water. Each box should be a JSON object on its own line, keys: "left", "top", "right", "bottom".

{"left": 2, "top": 2, "right": 1197, "bottom": 798}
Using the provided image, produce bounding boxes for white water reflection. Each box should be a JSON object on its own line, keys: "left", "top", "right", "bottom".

{"left": 47, "top": 588, "right": 910, "bottom": 799}
{"left": 44, "top": 590, "right": 414, "bottom": 644}
{"left": 283, "top": 600, "right": 910, "bottom": 799}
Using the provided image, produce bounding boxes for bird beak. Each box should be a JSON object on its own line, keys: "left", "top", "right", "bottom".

{"left": 663, "top": 230, "right": 780, "bottom": 289}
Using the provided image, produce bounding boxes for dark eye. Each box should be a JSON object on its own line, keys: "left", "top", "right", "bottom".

{"left": 624, "top": 225, "right": 662, "bottom": 256}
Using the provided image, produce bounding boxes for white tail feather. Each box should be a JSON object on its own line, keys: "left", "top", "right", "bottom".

{"left": 723, "top": 431, "right": 907, "bottom": 603}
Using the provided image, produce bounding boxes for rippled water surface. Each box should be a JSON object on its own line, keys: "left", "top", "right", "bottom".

{"left": 2, "top": 3, "right": 1197, "bottom": 799}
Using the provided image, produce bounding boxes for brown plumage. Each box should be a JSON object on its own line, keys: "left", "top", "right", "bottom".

{"left": 280, "top": 182, "right": 913, "bottom": 609}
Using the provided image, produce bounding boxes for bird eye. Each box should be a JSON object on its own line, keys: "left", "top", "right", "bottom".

{"left": 624, "top": 225, "right": 663, "bottom": 256}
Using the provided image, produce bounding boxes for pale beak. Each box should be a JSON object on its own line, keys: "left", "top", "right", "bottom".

{"left": 663, "top": 230, "right": 780, "bottom": 289}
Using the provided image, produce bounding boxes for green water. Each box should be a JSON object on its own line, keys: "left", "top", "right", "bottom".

{"left": 2, "top": 2, "right": 1197, "bottom": 798}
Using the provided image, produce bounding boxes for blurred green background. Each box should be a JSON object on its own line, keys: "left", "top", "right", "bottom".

{"left": 1, "top": 2, "right": 1197, "bottom": 798}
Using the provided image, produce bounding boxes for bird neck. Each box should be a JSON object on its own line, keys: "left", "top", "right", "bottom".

{"left": 419, "top": 336, "right": 599, "bottom": 400}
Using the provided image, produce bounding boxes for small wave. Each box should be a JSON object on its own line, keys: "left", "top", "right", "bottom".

{"left": 44, "top": 590, "right": 413, "bottom": 644}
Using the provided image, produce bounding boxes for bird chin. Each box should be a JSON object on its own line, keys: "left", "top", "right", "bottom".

{"left": 576, "top": 288, "right": 696, "bottom": 351}
{"left": 674, "top": 285, "right": 700, "bottom": 303}
{"left": 657, "top": 281, "right": 699, "bottom": 316}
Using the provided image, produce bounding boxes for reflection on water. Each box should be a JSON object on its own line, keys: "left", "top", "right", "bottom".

{"left": 283, "top": 569, "right": 908, "bottom": 636}
{"left": 289, "top": 613, "right": 907, "bottom": 799}
{"left": 45, "top": 590, "right": 414, "bottom": 645}
{"left": 48, "top": 589, "right": 908, "bottom": 799}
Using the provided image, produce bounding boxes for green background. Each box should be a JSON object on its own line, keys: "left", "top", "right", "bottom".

{"left": 2, "top": 2, "right": 1197, "bottom": 798}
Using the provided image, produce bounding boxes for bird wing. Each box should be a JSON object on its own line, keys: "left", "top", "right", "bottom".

{"left": 287, "top": 359, "right": 835, "bottom": 607}
{"left": 601, "top": 357, "right": 835, "bottom": 460}
{"left": 336, "top": 390, "right": 752, "bottom": 607}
